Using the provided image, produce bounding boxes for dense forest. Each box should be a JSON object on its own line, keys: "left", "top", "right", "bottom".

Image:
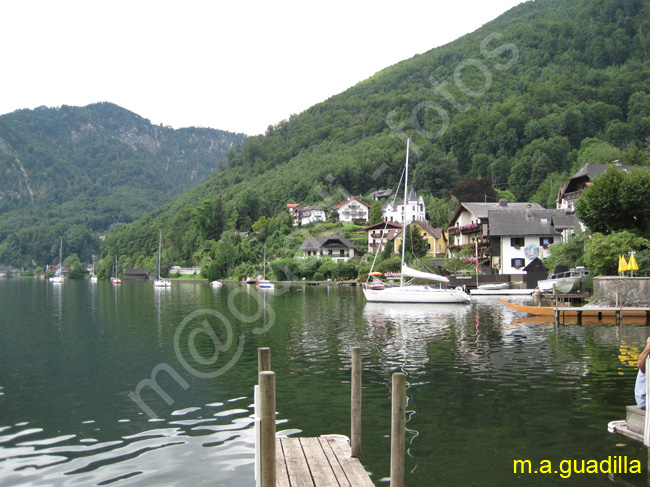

{"left": 3, "top": 0, "right": 650, "bottom": 278}
{"left": 94, "top": 0, "right": 650, "bottom": 278}
{"left": 0, "top": 103, "right": 244, "bottom": 266}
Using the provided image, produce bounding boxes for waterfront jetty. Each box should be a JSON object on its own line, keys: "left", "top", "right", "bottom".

{"left": 609, "top": 355, "right": 650, "bottom": 445}
{"left": 255, "top": 347, "right": 405, "bottom": 487}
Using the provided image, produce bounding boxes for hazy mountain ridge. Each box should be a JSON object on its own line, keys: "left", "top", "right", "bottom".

{"left": 0, "top": 102, "right": 244, "bottom": 266}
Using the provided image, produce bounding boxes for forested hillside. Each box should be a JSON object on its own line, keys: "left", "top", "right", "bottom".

{"left": 0, "top": 103, "right": 244, "bottom": 266}
{"left": 99, "top": 0, "right": 650, "bottom": 275}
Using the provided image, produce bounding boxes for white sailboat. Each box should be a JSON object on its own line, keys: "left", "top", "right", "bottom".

{"left": 111, "top": 255, "right": 122, "bottom": 284}
{"left": 49, "top": 239, "right": 64, "bottom": 284}
{"left": 89, "top": 256, "right": 98, "bottom": 282}
{"left": 363, "top": 139, "right": 470, "bottom": 304}
{"left": 256, "top": 244, "right": 274, "bottom": 290}
{"left": 152, "top": 231, "right": 171, "bottom": 287}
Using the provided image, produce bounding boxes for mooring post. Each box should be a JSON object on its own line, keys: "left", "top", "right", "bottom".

{"left": 258, "top": 347, "right": 271, "bottom": 374}
{"left": 351, "top": 347, "right": 362, "bottom": 458}
{"left": 259, "top": 371, "right": 276, "bottom": 487}
{"left": 390, "top": 372, "right": 406, "bottom": 487}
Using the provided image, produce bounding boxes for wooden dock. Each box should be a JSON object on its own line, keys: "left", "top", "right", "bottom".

{"left": 256, "top": 347, "right": 405, "bottom": 487}
{"left": 554, "top": 306, "right": 650, "bottom": 325}
{"left": 276, "top": 436, "right": 374, "bottom": 487}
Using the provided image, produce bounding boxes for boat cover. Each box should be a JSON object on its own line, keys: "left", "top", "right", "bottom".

{"left": 401, "top": 264, "right": 449, "bottom": 283}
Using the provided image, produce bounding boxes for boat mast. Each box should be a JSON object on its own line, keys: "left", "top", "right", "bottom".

{"left": 156, "top": 230, "right": 162, "bottom": 280}
{"left": 400, "top": 139, "right": 410, "bottom": 287}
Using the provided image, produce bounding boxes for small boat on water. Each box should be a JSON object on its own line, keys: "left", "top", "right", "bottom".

{"left": 210, "top": 280, "right": 223, "bottom": 288}
{"left": 537, "top": 266, "right": 589, "bottom": 294}
{"left": 112, "top": 255, "right": 122, "bottom": 285}
{"left": 152, "top": 231, "right": 171, "bottom": 288}
{"left": 478, "top": 282, "right": 508, "bottom": 290}
{"left": 50, "top": 239, "right": 64, "bottom": 284}
{"left": 256, "top": 244, "right": 274, "bottom": 290}
{"left": 362, "top": 139, "right": 470, "bottom": 305}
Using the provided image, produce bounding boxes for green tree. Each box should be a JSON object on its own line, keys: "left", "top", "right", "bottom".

{"left": 576, "top": 166, "right": 650, "bottom": 235}
{"left": 584, "top": 231, "right": 650, "bottom": 276}
{"left": 543, "top": 230, "right": 586, "bottom": 272}
{"left": 399, "top": 224, "right": 428, "bottom": 259}
{"left": 369, "top": 202, "right": 384, "bottom": 224}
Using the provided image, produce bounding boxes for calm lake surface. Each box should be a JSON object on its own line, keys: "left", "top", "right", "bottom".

{"left": 1, "top": 278, "right": 648, "bottom": 486}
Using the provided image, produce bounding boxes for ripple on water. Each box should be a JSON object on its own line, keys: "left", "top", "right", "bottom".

{"left": 0, "top": 402, "right": 256, "bottom": 487}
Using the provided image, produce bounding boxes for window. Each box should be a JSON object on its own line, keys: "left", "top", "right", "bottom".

{"left": 511, "top": 258, "right": 525, "bottom": 269}
{"left": 540, "top": 237, "right": 554, "bottom": 248}
{"left": 511, "top": 237, "right": 525, "bottom": 249}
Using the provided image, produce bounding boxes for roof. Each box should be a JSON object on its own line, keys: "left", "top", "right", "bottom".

{"left": 299, "top": 235, "right": 361, "bottom": 253}
{"left": 124, "top": 268, "right": 148, "bottom": 275}
{"left": 369, "top": 189, "right": 393, "bottom": 199}
{"left": 488, "top": 209, "right": 580, "bottom": 236}
{"left": 336, "top": 197, "right": 371, "bottom": 209}
{"left": 560, "top": 163, "right": 650, "bottom": 200}
{"left": 450, "top": 201, "right": 545, "bottom": 224}
{"left": 362, "top": 221, "right": 403, "bottom": 231}
{"left": 394, "top": 221, "right": 445, "bottom": 240}
{"left": 382, "top": 188, "right": 422, "bottom": 208}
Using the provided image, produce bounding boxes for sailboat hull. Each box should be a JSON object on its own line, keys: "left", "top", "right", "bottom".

{"left": 363, "top": 285, "right": 471, "bottom": 304}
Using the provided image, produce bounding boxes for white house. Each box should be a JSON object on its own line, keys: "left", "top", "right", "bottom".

{"left": 336, "top": 197, "right": 371, "bottom": 223}
{"left": 298, "top": 236, "right": 362, "bottom": 262}
{"left": 293, "top": 205, "right": 327, "bottom": 226}
{"left": 382, "top": 188, "right": 426, "bottom": 224}
{"left": 488, "top": 208, "right": 580, "bottom": 274}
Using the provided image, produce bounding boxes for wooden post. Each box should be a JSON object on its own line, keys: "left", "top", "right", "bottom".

{"left": 351, "top": 347, "right": 362, "bottom": 458}
{"left": 258, "top": 347, "right": 271, "bottom": 374}
{"left": 259, "top": 371, "right": 276, "bottom": 487}
{"left": 391, "top": 372, "right": 406, "bottom": 487}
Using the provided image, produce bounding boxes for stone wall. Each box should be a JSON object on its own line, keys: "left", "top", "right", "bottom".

{"left": 593, "top": 276, "right": 650, "bottom": 307}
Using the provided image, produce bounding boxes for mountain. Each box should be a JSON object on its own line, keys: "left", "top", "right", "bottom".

{"left": 99, "top": 0, "right": 650, "bottom": 272}
{"left": 8, "top": 0, "right": 650, "bottom": 273}
{"left": 0, "top": 102, "right": 244, "bottom": 266}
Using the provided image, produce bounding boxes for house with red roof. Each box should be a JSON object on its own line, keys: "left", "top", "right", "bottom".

{"left": 335, "top": 197, "right": 371, "bottom": 223}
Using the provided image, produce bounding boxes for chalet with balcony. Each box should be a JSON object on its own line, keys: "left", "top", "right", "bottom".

{"left": 556, "top": 162, "right": 639, "bottom": 211}
{"left": 293, "top": 205, "right": 327, "bottom": 226}
{"left": 488, "top": 208, "right": 580, "bottom": 274}
{"left": 298, "top": 236, "right": 362, "bottom": 262}
{"left": 336, "top": 197, "right": 371, "bottom": 223}
{"left": 363, "top": 221, "right": 403, "bottom": 253}
{"left": 393, "top": 221, "right": 448, "bottom": 258}
{"left": 382, "top": 188, "right": 426, "bottom": 224}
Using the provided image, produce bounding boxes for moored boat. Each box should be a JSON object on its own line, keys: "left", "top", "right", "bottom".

{"left": 362, "top": 139, "right": 470, "bottom": 304}
{"left": 537, "top": 266, "right": 589, "bottom": 294}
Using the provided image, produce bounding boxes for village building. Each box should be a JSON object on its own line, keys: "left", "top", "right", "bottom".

{"left": 368, "top": 189, "right": 393, "bottom": 201}
{"left": 382, "top": 188, "right": 426, "bottom": 224}
{"left": 293, "top": 205, "right": 327, "bottom": 226}
{"left": 556, "top": 162, "right": 641, "bottom": 210}
{"left": 487, "top": 208, "right": 580, "bottom": 274}
{"left": 363, "top": 221, "right": 403, "bottom": 253}
{"left": 335, "top": 197, "right": 371, "bottom": 223}
{"left": 392, "top": 221, "right": 448, "bottom": 258}
{"left": 298, "top": 236, "right": 362, "bottom": 262}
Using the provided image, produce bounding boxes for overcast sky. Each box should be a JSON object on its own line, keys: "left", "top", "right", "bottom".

{"left": 1, "top": 0, "right": 525, "bottom": 136}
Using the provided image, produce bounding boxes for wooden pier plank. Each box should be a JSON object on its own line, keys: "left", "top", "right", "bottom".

{"left": 318, "top": 437, "right": 351, "bottom": 486}
{"left": 300, "top": 438, "right": 342, "bottom": 487}
{"left": 280, "top": 437, "right": 315, "bottom": 486}
{"left": 322, "top": 436, "right": 375, "bottom": 487}
{"left": 276, "top": 437, "right": 291, "bottom": 487}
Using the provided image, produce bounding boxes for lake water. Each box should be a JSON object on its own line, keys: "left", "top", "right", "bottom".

{"left": 0, "top": 279, "right": 648, "bottom": 486}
